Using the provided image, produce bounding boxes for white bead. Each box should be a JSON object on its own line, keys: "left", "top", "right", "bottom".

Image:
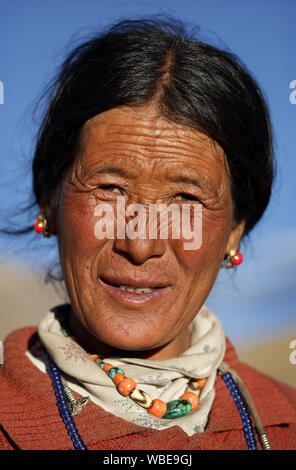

{"left": 185, "top": 381, "right": 201, "bottom": 396}
{"left": 129, "top": 388, "right": 153, "bottom": 408}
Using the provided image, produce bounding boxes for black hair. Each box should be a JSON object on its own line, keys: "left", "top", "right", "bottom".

{"left": 8, "top": 17, "right": 276, "bottom": 239}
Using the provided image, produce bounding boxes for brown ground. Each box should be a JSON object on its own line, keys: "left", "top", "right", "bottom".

{"left": 1, "top": 263, "right": 295, "bottom": 387}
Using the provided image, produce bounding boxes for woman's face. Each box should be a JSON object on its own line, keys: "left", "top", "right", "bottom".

{"left": 55, "top": 104, "right": 244, "bottom": 359}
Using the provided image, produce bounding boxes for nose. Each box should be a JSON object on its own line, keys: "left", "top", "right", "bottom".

{"left": 113, "top": 237, "right": 166, "bottom": 265}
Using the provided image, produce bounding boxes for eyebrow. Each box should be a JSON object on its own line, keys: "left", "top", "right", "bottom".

{"left": 94, "top": 167, "right": 134, "bottom": 178}
{"left": 168, "top": 175, "right": 204, "bottom": 189}
{"left": 167, "top": 175, "right": 219, "bottom": 197}
{"left": 166, "top": 175, "right": 208, "bottom": 192}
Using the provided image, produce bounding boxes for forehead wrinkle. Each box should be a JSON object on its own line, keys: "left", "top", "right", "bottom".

{"left": 80, "top": 110, "right": 229, "bottom": 193}
{"left": 82, "top": 111, "right": 221, "bottom": 163}
{"left": 83, "top": 135, "right": 217, "bottom": 165}
{"left": 84, "top": 115, "right": 172, "bottom": 149}
{"left": 85, "top": 110, "right": 202, "bottom": 145}
{"left": 99, "top": 123, "right": 211, "bottom": 149}
{"left": 83, "top": 104, "right": 219, "bottom": 151}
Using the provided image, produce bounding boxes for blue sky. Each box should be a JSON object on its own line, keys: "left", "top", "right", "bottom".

{"left": 0, "top": 0, "right": 295, "bottom": 347}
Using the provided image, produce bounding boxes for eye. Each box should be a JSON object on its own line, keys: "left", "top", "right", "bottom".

{"left": 98, "top": 185, "right": 123, "bottom": 195}
{"left": 174, "top": 193, "right": 199, "bottom": 202}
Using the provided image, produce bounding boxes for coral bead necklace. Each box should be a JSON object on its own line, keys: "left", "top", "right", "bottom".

{"left": 88, "top": 353, "right": 206, "bottom": 419}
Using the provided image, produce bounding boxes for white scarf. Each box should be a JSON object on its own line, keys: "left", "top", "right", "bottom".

{"left": 27, "top": 304, "right": 225, "bottom": 436}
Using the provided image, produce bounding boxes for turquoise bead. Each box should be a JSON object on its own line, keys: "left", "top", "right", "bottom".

{"left": 97, "top": 361, "right": 105, "bottom": 368}
{"left": 163, "top": 399, "right": 192, "bottom": 419}
{"left": 106, "top": 367, "right": 125, "bottom": 379}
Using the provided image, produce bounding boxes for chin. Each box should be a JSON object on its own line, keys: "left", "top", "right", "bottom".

{"left": 104, "top": 334, "right": 164, "bottom": 354}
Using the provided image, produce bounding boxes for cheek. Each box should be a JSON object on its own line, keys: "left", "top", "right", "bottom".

{"left": 172, "top": 207, "right": 232, "bottom": 274}
{"left": 58, "top": 189, "right": 103, "bottom": 256}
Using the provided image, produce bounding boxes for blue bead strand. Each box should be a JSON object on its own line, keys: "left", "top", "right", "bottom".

{"left": 47, "top": 355, "right": 88, "bottom": 450}
{"left": 221, "top": 372, "right": 258, "bottom": 450}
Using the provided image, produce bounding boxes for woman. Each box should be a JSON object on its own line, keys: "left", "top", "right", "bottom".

{"left": 0, "top": 18, "right": 295, "bottom": 451}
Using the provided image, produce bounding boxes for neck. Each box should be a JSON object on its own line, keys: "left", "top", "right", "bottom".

{"left": 68, "top": 311, "right": 191, "bottom": 360}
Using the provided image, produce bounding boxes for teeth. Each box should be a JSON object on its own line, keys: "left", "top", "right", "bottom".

{"left": 135, "top": 287, "right": 157, "bottom": 293}
{"left": 119, "top": 285, "right": 157, "bottom": 293}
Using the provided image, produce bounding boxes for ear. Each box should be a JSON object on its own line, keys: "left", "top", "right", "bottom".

{"left": 225, "top": 219, "right": 246, "bottom": 255}
{"left": 40, "top": 200, "right": 58, "bottom": 236}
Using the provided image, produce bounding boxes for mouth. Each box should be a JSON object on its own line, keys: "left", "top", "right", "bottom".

{"left": 99, "top": 276, "right": 171, "bottom": 305}
{"left": 115, "top": 285, "right": 159, "bottom": 293}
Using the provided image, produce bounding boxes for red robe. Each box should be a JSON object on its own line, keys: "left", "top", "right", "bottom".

{"left": 0, "top": 327, "right": 295, "bottom": 450}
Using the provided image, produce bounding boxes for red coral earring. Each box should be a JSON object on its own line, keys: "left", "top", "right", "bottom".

{"left": 34, "top": 214, "right": 50, "bottom": 238}
{"left": 225, "top": 249, "right": 243, "bottom": 269}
